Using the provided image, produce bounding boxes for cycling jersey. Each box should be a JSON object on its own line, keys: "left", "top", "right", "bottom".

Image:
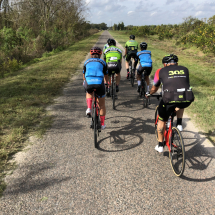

{"left": 137, "top": 50, "right": 152, "bottom": 67}
{"left": 125, "top": 40, "right": 138, "bottom": 52}
{"left": 83, "top": 58, "right": 107, "bottom": 85}
{"left": 154, "top": 65, "right": 194, "bottom": 103}
{"left": 103, "top": 46, "right": 122, "bottom": 63}
{"left": 103, "top": 44, "right": 109, "bottom": 52}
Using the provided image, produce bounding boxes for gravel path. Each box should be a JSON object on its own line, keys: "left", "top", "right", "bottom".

{"left": 0, "top": 31, "right": 214, "bottom": 214}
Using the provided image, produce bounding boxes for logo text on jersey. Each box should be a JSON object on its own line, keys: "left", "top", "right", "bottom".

{"left": 169, "top": 70, "right": 185, "bottom": 76}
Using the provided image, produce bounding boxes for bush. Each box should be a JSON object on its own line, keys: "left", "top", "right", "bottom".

{"left": 0, "top": 58, "right": 22, "bottom": 77}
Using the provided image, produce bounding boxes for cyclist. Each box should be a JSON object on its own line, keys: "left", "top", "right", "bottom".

{"left": 124, "top": 35, "right": 138, "bottom": 79}
{"left": 136, "top": 42, "right": 152, "bottom": 94}
{"left": 146, "top": 54, "right": 194, "bottom": 152}
{"left": 103, "top": 38, "right": 111, "bottom": 52}
{"left": 83, "top": 47, "right": 109, "bottom": 129}
{"left": 103, "top": 38, "right": 122, "bottom": 95}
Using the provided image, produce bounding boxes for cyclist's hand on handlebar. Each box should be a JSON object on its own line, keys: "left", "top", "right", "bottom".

{"left": 145, "top": 92, "right": 151, "bottom": 98}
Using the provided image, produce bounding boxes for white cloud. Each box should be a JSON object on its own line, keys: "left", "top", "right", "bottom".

{"left": 195, "top": 11, "right": 203, "bottom": 16}
{"left": 128, "top": 11, "right": 134, "bottom": 15}
{"left": 86, "top": 0, "right": 215, "bottom": 25}
{"left": 151, "top": 12, "right": 157, "bottom": 16}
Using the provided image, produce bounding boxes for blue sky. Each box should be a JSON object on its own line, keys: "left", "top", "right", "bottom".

{"left": 85, "top": 0, "right": 215, "bottom": 26}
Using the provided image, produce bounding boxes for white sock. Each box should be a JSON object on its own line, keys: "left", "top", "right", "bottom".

{"left": 147, "top": 85, "right": 149, "bottom": 91}
{"left": 137, "top": 80, "right": 141, "bottom": 86}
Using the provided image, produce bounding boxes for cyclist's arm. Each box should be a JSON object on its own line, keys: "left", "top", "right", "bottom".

{"left": 83, "top": 66, "right": 86, "bottom": 81}
{"left": 104, "top": 74, "right": 108, "bottom": 84}
{"left": 149, "top": 85, "right": 159, "bottom": 95}
{"left": 124, "top": 47, "right": 128, "bottom": 56}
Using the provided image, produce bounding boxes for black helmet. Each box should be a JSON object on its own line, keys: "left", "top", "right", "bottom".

{"left": 140, "top": 42, "right": 147, "bottom": 49}
{"left": 130, "top": 35, "right": 135, "bottom": 40}
{"left": 162, "top": 54, "right": 178, "bottom": 64}
{"left": 107, "top": 38, "right": 116, "bottom": 46}
{"left": 107, "top": 38, "right": 112, "bottom": 44}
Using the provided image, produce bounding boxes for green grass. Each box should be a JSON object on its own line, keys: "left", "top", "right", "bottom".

{"left": 0, "top": 32, "right": 102, "bottom": 197}
{"left": 110, "top": 30, "right": 215, "bottom": 144}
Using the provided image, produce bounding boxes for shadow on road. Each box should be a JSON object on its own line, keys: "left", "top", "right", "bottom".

{"left": 4, "top": 161, "right": 72, "bottom": 196}
{"left": 181, "top": 130, "right": 214, "bottom": 182}
{"left": 97, "top": 116, "right": 154, "bottom": 152}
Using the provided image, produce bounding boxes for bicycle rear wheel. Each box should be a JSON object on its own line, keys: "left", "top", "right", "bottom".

{"left": 169, "top": 127, "right": 185, "bottom": 177}
{"left": 155, "top": 105, "right": 159, "bottom": 141}
{"left": 93, "top": 104, "right": 98, "bottom": 148}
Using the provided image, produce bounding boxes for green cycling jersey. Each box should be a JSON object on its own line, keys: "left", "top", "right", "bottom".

{"left": 103, "top": 45, "right": 122, "bottom": 63}
{"left": 125, "top": 40, "right": 138, "bottom": 52}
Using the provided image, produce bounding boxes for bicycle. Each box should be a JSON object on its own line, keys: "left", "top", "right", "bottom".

{"left": 90, "top": 90, "right": 101, "bottom": 148}
{"left": 139, "top": 71, "right": 150, "bottom": 108}
{"left": 151, "top": 94, "right": 185, "bottom": 177}
{"left": 129, "top": 57, "right": 135, "bottom": 87}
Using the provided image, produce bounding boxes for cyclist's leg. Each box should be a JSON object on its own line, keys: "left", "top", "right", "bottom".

{"left": 134, "top": 56, "right": 138, "bottom": 70}
{"left": 106, "top": 70, "right": 112, "bottom": 97}
{"left": 126, "top": 54, "right": 131, "bottom": 78}
{"left": 143, "top": 66, "right": 152, "bottom": 92}
{"left": 137, "top": 65, "right": 142, "bottom": 92}
{"left": 115, "top": 62, "right": 121, "bottom": 91}
{"left": 84, "top": 81, "right": 94, "bottom": 116}
{"left": 96, "top": 82, "right": 106, "bottom": 129}
{"left": 175, "top": 102, "right": 191, "bottom": 131}
{"left": 155, "top": 100, "right": 175, "bottom": 152}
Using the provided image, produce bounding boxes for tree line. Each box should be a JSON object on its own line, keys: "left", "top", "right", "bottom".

{"left": 113, "top": 16, "right": 215, "bottom": 55}
{"left": 0, "top": 0, "right": 99, "bottom": 77}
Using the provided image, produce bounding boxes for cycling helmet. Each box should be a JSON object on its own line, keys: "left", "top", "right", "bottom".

{"left": 162, "top": 54, "right": 178, "bottom": 64}
{"left": 107, "top": 38, "right": 116, "bottom": 46}
{"left": 107, "top": 38, "right": 112, "bottom": 44}
{"left": 90, "top": 47, "right": 102, "bottom": 55}
{"left": 130, "top": 35, "right": 135, "bottom": 40}
{"left": 140, "top": 42, "right": 147, "bottom": 49}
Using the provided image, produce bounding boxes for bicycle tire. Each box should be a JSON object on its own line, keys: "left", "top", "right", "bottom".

{"left": 112, "top": 81, "right": 116, "bottom": 109}
{"left": 155, "top": 105, "right": 159, "bottom": 141}
{"left": 169, "top": 127, "right": 185, "bottom": 177}
{"left": 94, "top": 103, "right": 97, "bottom": 148}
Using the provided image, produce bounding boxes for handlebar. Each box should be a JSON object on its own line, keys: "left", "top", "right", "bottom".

{"left": 148, "top": 94, "right": 162, "bottom": 100}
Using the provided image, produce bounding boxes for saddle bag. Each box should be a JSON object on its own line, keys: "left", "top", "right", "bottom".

{"left": 163, "top": 88, "right": 194, "bottom": 104}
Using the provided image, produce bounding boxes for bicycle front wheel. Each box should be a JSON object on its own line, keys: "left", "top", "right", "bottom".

{"left": 169, "top": 127, "right": 185, "bottom": 177}
{"left": 94, "top": 106, "right": 98, "bottom": 148}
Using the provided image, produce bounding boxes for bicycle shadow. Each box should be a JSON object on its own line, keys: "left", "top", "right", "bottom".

{"left": 178, "top": 130, "right": 214, "bottom": 182}
{"left": 97, "top": 116, "right": 154, "bottom": 152}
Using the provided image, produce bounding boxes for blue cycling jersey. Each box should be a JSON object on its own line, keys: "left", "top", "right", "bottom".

{"left": 137, "top": 50, "right": 152, "bottom": 67}
{"left": 83, "top": 58, "right": 107, "bottom": 85}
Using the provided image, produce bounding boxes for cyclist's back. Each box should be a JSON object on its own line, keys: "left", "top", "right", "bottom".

{"left": 124, "top": 35, "right": 138, "bottom": 78}
{"left": 103, "top": 39, "right": 122, "bottom": 94}
{"left": 136, "top": 42, "right": 152, "bottom": 93}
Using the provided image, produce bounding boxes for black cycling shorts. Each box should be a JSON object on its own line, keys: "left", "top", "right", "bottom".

{"left": 107, "top": 61, "right": 121, "bottom": 75}
{"left": 126, "top": 51, "right": 138, "bottom": 62}
{"left": 83, "top": 80, "right": 106, "bottom": 98}
{"left": 137, "top": 65, "right": 152, "bottom": 76}
{"left": 158, "top": 99, "right": 191, "bottom": 122}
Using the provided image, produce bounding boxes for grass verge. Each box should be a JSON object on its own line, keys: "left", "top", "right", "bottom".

{"left": 110, "top": 30, "right": 215, "bottom": 144}
{"left": 0, "top": 31, "right": 102, "bottom": 197}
